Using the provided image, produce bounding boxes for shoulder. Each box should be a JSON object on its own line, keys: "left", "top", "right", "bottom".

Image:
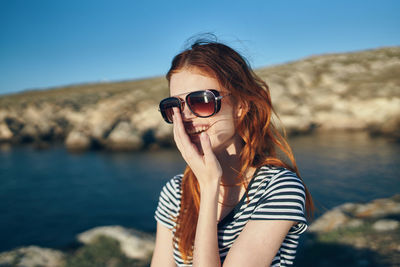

{"left": 252, "top": 165, "right": 305, "bottom": 193}
{"left": 250, "top": 165, "right": 308, "bottom": 227}
{"left": 254, "top": 165, "right": 300, "bottom": 180}
{"left": 159, "top": 174, "right": 183, "bottom": 203}
{"left": 155, "top": 174, "right": 183, "bottom": 229}
{"left": 250, "top": 165, "right": 307, "bottom": 210}
{"left": 163, "top": 174, "right": 183, "bottom": 191}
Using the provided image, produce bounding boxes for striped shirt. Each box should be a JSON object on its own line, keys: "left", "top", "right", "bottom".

{"left": 154, "top": 165, "right": 308, "bottom": 266}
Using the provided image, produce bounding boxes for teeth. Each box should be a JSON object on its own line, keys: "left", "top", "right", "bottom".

{"left": 188, "top": 126, "right": 208, "bottom": 135}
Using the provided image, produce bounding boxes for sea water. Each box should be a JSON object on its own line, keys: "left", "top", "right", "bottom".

{"left": 0, "top": 131, "right": 399, "bottom": 252}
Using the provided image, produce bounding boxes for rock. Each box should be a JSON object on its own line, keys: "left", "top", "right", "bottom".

{"left": 355, "top": 197, "right": 400, "bottom": 218}
{"left": 86, "top": 109, "right": 117, "bottom": 140}
{"left": 19, "top": 124, "right": 38, "bottom": 142}
{"left": 130, "top": 102, "right": 161, "bottom": 135}
{"left": 1, "top": 46, "right": 400, "bottom": 149}
{"left": 372, "top": 219, "right": 399, "bottom": 231}
{"left": 77, "top": 225, "right": 155, "bottom": 260}
{"left": 301, "top": 195, "right": 400, "bottom": 267}
{"left": 309, "top": 195, "right": 400, "bottom": 233}
{"left": 65, "top": 130, "right": 92, "bottom": 151}
{"left": 130, "top": 101, "right": 174, "bottom": 146}
{"left": 4, "top": 115, "right": 24, "bottom": 135}
{"left": 337, "top": 202, "right": 360, "bottom": 213}
{"left": 85, "top": 96, "right": 135, "bottom": 140}
{"left": 22, "top": 106, "right": 57, "bottom": 141}
{"left": 63, "top": 109, "right": 87, "bottom": 126}
{"left": 308, "top": 208, "right": 350, "bottom": 232}
{"left": 347, "top": 219, "right": 364, "bottom": 228}
{"left": 368, "top": 115, "right": 400, "bottom": 140}
{"left": 106, "top": 121, "right": 142, "bottom": 150}
{"left": 279, "top": 114, "right": 315, "bottom": 135}
{"left": 154, "top": 122, "right": 173, "bottom": 146}
{"left": 0, "top": 246, "right": 65, "bottom": 267}
{"left": 0, "top": 122, "right": 13, "bottom": 141}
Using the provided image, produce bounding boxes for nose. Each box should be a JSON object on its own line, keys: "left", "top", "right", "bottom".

{"left": 180, "top": 104, "right": 196, "bottom": 121}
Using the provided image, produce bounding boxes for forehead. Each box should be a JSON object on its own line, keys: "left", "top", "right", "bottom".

{"left": 169, "top": 69, "right": 220, "bottom": 97}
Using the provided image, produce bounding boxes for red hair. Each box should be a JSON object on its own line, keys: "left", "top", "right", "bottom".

{"left": 166, "top": 40, "right": 314, "bottom": 263}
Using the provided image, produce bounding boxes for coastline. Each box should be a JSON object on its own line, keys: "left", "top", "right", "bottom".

{"left": 1, "top": 195, "right": 399, "bottom": 267}
{"left": 0, "top": 46, "right": 399, "bottom": 151}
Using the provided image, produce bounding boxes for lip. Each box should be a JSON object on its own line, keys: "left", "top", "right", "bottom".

{"left": 184, "top": 123, "right": 211, "bottom": 135}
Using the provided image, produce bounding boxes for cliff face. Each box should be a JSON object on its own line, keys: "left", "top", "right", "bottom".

{"left": 0, "top": 46, "right": 399, "bottom": 151}
{"left": 0, "top": 77, "right": 172, "bottom": 151}
{"left": 258, "top": 46, "right": 400, "bottom": 139}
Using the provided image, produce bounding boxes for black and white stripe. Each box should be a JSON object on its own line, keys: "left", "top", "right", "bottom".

{"left": 154, "top": 165, "right": 308, "bottom": 267}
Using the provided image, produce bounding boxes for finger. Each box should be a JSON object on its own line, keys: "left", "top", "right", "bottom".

{"left": 200, "top": 132, "right": 218, "bottom": 164}
{"left": 172, "top": 108, "right": 189, "bottom": 147}
{"left": 172, "top": 108, "right": 200, "bottom": 158}
{"left": 172, "top": 108, "right": 185, "bottom": 151}
{"left": 172, "top": 108, "right": 188, "bottom": 142}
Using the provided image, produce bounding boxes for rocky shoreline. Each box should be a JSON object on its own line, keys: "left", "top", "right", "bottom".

{"left": 0, "top": 226, "right": 155, "bottom": 267}
{"left": 297, "top": 194, "right": 400, "bottom": 267}
{"left": 1, "top": 195, "right": 399, "bottom": 267}
{"left": 0, "top": 46, "right": 399, "bottom": 151}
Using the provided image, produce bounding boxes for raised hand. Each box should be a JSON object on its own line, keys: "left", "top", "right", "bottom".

{"left": 172, "top": 108, "right": 222, "bottom": 189}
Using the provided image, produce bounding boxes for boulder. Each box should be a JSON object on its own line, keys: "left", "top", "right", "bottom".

{"left": 65, "top": 130, "right": 92, "bottom": 151}
{"left": 154, "top": 122, "right": 173, "bottom": 146}
{"left": 0, "top": 122, "right": 13, "bottom": 141}
{"left": 84, "top": 96, "right": 135, "bottom": 140}
{"left": 0, "top": 246, "right": 65, "bottom": 267}
{"left": 19, "top": 124, "right": 38, "bottom": 142}
{"left": 355, "top": 198, "right": 400, "bottom": 218}
{"left": 308, "top": 208, "right": 350, "bottom": 232}
{"left": 77, "top": 225, "right": 155, "bottom": 260}
{"left": 372, "top": 219, "right": 399, "bottom": 232}
{"left": 4, "top": 115, "right": 24, "bottom": 136}
{"left": 130, "top": 101, "right": 161, "bottom": 135}
{"left": 106, "top": 121, "right": 142, "bottom": 150}
{"left": 23, "top": 106, "right": 56, "bottom": 140}
{"left": 309, "top": 195, "right": 400, "bottom": 233}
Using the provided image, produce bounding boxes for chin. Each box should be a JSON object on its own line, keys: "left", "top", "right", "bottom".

{"left": 211, "top": 133, "right": 241, "bottom": 154}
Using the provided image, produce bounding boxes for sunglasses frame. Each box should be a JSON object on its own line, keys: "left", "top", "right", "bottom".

{"left": 159, "top": 89, "right": 228, "bottom": 124}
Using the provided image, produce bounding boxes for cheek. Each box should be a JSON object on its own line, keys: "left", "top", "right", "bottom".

{"left": 206, "top": 104, "right": 237, "bottom": 147}
{"left": 208, "top": 120, "right": 236, "bottom": 147}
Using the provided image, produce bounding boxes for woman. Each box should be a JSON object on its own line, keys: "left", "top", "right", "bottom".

{"left": 151, "top": 39, "right": 313, "bottom": 267}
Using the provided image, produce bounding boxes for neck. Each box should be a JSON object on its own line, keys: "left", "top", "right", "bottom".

{"left": 214, "top": 135, "right": 252, "bottom": 186}
{"left": 216, "top": 153, "right": 242, "bottom": 185}
{"left": 214, "top": 138, "right": 257, "bottom": 207}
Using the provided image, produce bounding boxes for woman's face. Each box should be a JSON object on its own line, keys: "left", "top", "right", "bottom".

{"left": 169, "top": 68, "right": 242, "bottom": 154}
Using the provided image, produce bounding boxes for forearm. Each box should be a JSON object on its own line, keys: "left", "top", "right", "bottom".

{"left": 193, "top": 183, "right": 221, "bottom": 267}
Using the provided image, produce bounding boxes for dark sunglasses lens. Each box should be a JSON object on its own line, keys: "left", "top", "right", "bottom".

{"left": 187, "top": 91, "right": 216, "bottom": 117}
{"left": 160, "top": 98, "right": 180, "bottom": 123}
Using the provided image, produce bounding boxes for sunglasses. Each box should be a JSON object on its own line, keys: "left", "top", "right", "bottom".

{"left": 159, "top": 89, "right": 229, "bottom": 124}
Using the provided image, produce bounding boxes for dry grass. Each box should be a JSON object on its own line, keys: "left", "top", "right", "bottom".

{"left": 0, "top": 77, "right": 168, "bottom": 110}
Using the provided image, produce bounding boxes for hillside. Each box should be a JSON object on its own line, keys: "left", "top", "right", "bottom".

{"left": 0, "top": 46, "right": 399, "bottom": 150}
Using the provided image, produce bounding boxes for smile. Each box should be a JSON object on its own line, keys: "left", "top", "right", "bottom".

{"left": 186, "top": 125, "right": 210, "bottom": 135}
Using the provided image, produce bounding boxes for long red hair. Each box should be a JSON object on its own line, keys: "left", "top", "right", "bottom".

{"left": 166, "top": 40, "right": 314, "bottom": 263}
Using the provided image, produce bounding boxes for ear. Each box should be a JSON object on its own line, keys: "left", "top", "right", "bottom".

{"left": 236, "top": 103, "right": 247, "bottom": 118}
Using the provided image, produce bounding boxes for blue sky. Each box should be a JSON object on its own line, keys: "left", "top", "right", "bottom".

{"left": 0, "top": 0, "right": 399, "bottom": 95}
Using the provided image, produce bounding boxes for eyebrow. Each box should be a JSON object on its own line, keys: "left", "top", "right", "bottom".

{"left": 170, "top": 89, "right": 219, "bottom": 97}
